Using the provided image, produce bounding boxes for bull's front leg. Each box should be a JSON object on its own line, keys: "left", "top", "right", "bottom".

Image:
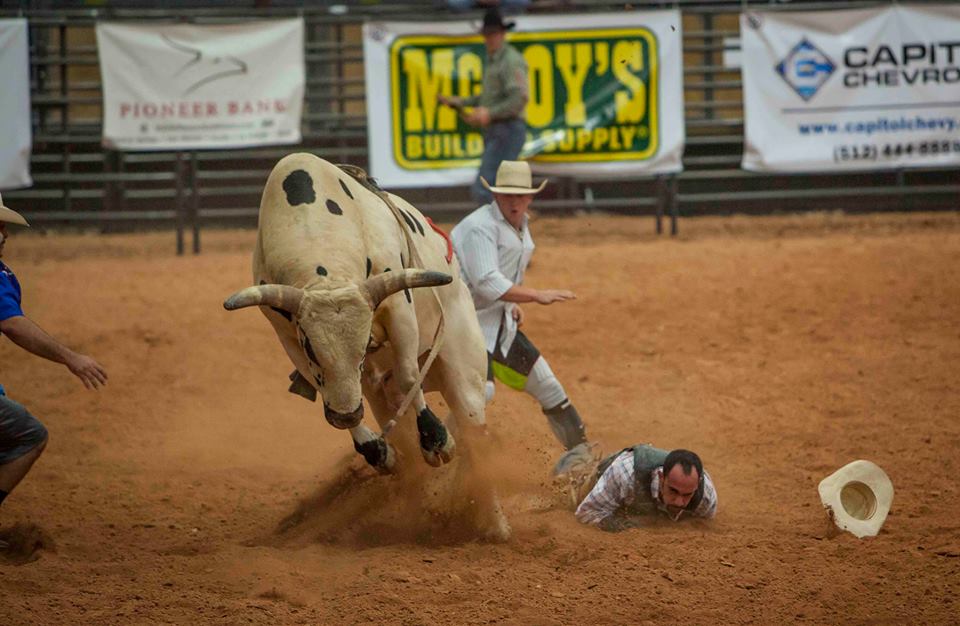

{"left": 386, "top": 307, "right": 456, "bottom": 468}
{"left": 348, "top": 423, "right": 397, "bottom": 475}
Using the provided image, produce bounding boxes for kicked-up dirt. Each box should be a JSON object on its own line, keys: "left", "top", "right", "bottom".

{"left": 1, "top": 211, "right": 958, "bottom": 624}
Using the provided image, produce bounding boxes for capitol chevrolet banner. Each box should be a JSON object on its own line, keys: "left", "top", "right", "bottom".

{"left": 0, "top": 19, "right": 32, "bottom": 188}
{"left": 97, "top": 19, "right": 304, "bottom": 151}
{"left": 742, "top": 5, "right": 960, "bottom": 172}
{"left": 363, "top": 11, "right": 684, "bottom": 188}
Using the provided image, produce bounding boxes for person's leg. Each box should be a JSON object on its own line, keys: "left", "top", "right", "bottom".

{"left": 471, "top": 119, "right": 527, "bottom": 204}
{"left": 471, "top": 126, "right": 501, "bottom": 204}
{"left": 524, "top": 357, "right": 588, "bottom": 450}
{"left": 0, "top": 397, "right": 49, "bottom": 504}
{"left": 502, "top": 118, "right": 528, "bottom": 161}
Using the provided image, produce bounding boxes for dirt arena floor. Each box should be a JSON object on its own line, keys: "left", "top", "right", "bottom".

{"left": 1, "top": 211, "right": 958, "bottom": 625}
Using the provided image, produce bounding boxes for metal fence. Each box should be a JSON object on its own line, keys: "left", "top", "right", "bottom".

{"left": 1, "top": 0, "right": 957, "bottom": 253}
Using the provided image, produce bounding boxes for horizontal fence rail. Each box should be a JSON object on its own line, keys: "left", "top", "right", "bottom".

{"left": 0, "top": 0, "right": 956, "bottom": 253}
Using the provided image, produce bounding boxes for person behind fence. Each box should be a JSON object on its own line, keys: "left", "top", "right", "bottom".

{"left": 438, "top": 8, "right": 529, "bottom": 204}
{"left": 572, "top": 444, "right": 718, "bottom": 532}
{"left": 0, "top": 194, "right": 108, "bottom": 540}
{"left": 450, "top": 160, "right": 594, "bottom": 475}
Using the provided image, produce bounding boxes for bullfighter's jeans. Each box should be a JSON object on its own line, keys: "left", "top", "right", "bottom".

{"left": 471, "top": 118, "right": 528, "bottom": 204}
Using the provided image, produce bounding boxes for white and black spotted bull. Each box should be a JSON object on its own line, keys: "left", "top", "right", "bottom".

{"left": 223, "top": 153, "right": 492, "bottom": 478}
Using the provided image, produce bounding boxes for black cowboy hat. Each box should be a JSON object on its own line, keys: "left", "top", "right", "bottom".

{"left": 481, "top": 8, "right": 516, "bottom": 33}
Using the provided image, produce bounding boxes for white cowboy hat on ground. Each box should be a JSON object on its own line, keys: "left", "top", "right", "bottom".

{"left": 0, "top": 192, "right": 29, "bottom": 227}
{"left": 481, "top": 161, "right": 547, "bottom": 195}
{"left": 818, "top": 460, "right": 894, "bottom": 538}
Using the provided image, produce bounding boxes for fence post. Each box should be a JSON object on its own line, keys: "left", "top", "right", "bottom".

{"left": 175, "top": 152, "right": 184, "bottom": 256}
{"left": 669, "top": 175, "right": 679, "bottom": 236}
{"left": 655, "top": 175, "right": 665, "bottom": 235}
{"left": 191, "top": 151, "right": 200, "bottom": 254}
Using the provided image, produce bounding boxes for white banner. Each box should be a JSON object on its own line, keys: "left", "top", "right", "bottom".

{"left": 0, "top": 19, "right": 32, "bottom": 189}
{"left": 742, "top": 5, "right": 960, "bottom": 172}
{"left": 97, "top": 19, "right": 304, "bottom": 151}
{"left": 364, "top": 11, "right": 684, "bottom": 188}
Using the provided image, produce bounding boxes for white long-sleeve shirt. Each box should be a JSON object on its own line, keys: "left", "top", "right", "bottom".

{"left": 575, "top": 451, "right": 718, "bottom": 526}
{"left": 450, "top": 201, "right": 535, "bottom": 355}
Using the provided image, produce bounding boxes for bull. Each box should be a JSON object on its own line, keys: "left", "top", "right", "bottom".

{"left": 223, "top": 154, "right": 508, "bottom": 537}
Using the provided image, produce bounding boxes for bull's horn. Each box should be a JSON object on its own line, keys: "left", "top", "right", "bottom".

{"left": 223, "top": 284, "right": 305, "bottom": 315}
{"left": 361, "top": 269, "right": 452, "bottom": 310}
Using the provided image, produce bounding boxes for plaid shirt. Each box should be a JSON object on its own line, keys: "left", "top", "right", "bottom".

{"left": 575, "top": 450, "right": 718, "bottom": 527}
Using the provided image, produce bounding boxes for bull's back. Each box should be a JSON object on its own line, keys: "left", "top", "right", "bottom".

{"left": 256, "top": 153, "right": 365, "bottom": 286}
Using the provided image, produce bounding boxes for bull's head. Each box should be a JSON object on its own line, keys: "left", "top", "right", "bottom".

{"left": 224, "top": 269, "right": 451, "bottom": 429}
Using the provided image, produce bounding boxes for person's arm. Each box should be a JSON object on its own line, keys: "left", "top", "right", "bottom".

{"left": 458, "top": 227, "right": 575, "bottom": 306}
{"left": 456, "top": 227, "right": 514, "bottom": 309}
{"left": 499, "top": 284, "right": 575, "bottom": 305}
{"left": 0, "top": 315, "right": 108, "bottom": 390}
{"left": 575, "top": 453, "right": 637, "bottom": 529}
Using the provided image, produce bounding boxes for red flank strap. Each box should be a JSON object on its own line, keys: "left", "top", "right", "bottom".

{"left": 426, "top": 216, "right": 454, "bottom": 264}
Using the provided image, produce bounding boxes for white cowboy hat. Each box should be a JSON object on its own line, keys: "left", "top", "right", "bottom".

{"left": 0, "top": 192, "right": 29, "bottom": 227}
{"left": 818, "top": 460, "right": 894, "bottom": 538}
{"left": 480, "top": 161, "right": 547, "bottom": 195}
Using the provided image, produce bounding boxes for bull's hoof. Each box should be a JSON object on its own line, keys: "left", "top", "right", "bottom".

{"left": 354, "top": 437, "right": 397, "bottom": 475}
{"left": 421, "top": 432, "right": 456, "bottom": 468}
{"left": 417, "top": 407, "right": 455, "bottom": 467}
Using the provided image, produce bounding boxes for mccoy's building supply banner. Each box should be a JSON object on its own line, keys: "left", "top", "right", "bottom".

{"left": 0, "top": 19, "right": 32, "bottom": 189}
{"left": 97, "top": 19, "right": 304, "bottom": 151}
{"left": 742, "top": 5, "right": 960, "bottom": 172}
{"left": 364, "top": 11, "right": 684, "bottom": 188}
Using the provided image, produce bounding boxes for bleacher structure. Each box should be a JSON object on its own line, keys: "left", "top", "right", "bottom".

{"left": 1, "top": 0, "right": 956, "bottom": 253}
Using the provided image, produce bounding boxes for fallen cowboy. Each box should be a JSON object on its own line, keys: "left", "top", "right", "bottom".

{"left": 560, "top": 444, "right": 718, "bottom": 531}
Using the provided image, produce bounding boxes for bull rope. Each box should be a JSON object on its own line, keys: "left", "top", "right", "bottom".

{"left": 339, "top": 165, "right": 447, "bottom": 438}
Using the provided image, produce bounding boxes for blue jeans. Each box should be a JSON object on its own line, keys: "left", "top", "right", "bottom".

{"left": 471, "top": 118, "right": 528, "bottom": 204}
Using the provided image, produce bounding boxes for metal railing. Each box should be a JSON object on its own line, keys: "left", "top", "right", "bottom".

{"left": 1, "top": 0, "right": 956, "bottom": 253}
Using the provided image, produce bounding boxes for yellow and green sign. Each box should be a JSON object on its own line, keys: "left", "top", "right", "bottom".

{"left": 390, "top": 28, "right": 660, "bottom": 170}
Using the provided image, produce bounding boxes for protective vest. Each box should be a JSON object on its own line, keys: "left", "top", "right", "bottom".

{"left": 596, "top": 444, "right": 704, "bottom": 516}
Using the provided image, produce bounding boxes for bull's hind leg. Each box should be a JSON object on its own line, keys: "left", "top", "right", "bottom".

{"left": 438, "top": 358, "right": 511, "bottom": 542}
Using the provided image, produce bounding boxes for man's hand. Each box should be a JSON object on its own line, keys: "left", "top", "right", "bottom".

{"left": 534, "top": 289, "right": 576, "bottom": 305}
{"left": 64, "top": 353, "right": 108, "bottom": 390}
{"left": 599, "top": 514, "right": 644, "bottom": 532}
{"left": 511, "top": 304, "right": 525, "bottom": 327}
{"left": 437, "top": 94, "right": 463, "bottom": 109}
{"left": 462, "top": 106, "right": 491, "bottom": 127}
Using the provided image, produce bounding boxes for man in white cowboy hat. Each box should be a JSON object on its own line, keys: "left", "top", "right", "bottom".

{"left": 451, "top": 160, "right": 594, "bottom": 474}
{"left": 438, "top": 7, "right": 529, "bottom": 204}
{"left": 0, "top": 194, "right": 107, "bottom": 538}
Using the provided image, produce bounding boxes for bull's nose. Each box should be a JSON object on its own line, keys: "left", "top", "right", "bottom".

{"left": 324, "top": 402, "right": 364, "bottom": 429}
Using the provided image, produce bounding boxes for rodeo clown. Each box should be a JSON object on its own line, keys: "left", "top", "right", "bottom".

{"left": 0, "top": 194, "right": 107, "bottom": 530}
{"left": 574, "top": 445, "right": 718, "bottom": 532}
{"left": 451, "top": 160, "right": 594, "bottom": 474}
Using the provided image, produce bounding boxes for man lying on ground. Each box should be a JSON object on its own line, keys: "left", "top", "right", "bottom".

{"left": 571, "top": 445, "right": 717, "bottom": 532}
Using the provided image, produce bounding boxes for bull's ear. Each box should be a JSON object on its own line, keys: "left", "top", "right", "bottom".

{"left": 361, "top": 269, "right": 452, "bottom": 310}
{"left": 224, "top": 284, "right": 305, "bottom": 315}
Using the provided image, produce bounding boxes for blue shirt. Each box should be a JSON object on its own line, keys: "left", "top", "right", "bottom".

{"left": 0, "top": 261, "right": 25, "bottom": 396}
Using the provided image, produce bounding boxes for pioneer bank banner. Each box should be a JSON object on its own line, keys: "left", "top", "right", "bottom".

{"left": 0, "top": 19, "right": 32, "bottom": 188}
{"left": 363, "top": 11, "right": 684, "bottom": 188}
{"left": 96, "top": 19, "right": 304, "bottom": 151}
{"left": 742, "top": 5, "right": 960, "bottom": 172}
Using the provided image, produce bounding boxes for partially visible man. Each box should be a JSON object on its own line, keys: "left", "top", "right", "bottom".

{"left": 573, "top": 445, "right": 718, "bottom": 532}
{"left": 438, "top": 8, "right": 528, "bottom": 204}
{"left": 0, "top": 193, "right": 107, "bottom": 521}
{"left": 451, "top": 160, "right": 593, "bottom": 474}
